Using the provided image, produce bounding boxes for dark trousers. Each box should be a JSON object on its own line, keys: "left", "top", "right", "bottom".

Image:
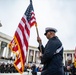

{"left": 41, "top": 67, "right": 64, "bottom": 75}
{"left": 32, "top": 72, "right": 37, "bottom": 75}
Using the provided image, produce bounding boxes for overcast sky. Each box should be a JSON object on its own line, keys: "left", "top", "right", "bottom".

{"left": 0, "top": 0, "right": 76, "bottom": 50}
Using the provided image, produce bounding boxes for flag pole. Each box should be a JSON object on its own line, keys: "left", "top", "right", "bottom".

{"left": 30, "top": 0, "right": 39, "bottom": 36}
{"left": 35, "top": 24, "right": 42, "bottom": 53}
{"left": 30, "top": 0, "right": 42, "bottom": 53}
{"left": 35, "top": 24, "right": 39, "bottom": 37}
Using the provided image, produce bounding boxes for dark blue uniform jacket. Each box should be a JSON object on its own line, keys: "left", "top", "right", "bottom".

{"left": 38, "top": 36, "right": 64, "bottom": 75}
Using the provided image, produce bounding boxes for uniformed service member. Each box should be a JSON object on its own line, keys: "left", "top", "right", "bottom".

{"left": 37, "top": 27, "right": 64, "bottom": 75}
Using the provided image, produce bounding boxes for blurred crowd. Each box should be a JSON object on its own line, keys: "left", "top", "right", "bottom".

{"left": 0, "top": 60, "right": 76, "bottom": 75}
{"left": 0, "top": 62, "right": 18, "bottom": 73}
{"left": 0, "top": 62, "right": 42, "bottom": 74}
{"left": 63, "top": 60, "right": 76, "bottom": 75}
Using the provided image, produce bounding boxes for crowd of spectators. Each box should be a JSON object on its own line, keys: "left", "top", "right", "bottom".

{"left": 0, "top": 60, "right": 76, "bottom": 75}
{"left": 0, "top": 62, "right": 42, "bottom": 74}
{"left": 0, "top": 62, "right": 18, "bottom": 73}
{"left": 63, "top": 60, "right": 76, "bottom": 75}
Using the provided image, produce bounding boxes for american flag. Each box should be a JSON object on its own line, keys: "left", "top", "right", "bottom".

{"left": 9, "top": 1, "right": 37, "bottom": 73}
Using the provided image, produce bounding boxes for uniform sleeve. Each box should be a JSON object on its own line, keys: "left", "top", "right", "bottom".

{"left": 38, "top": 44, "right": 44, "bottom": 54}
{"left": 41, "top": 40, "right": 61, "bottom": 64}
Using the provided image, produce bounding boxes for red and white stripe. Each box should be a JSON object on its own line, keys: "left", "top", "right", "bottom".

{"left": 13, "top": 10, "right": 36, "bottom": 73}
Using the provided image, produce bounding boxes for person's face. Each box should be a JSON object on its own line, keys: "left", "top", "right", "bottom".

{"left": 45, "top": 31, "right": 51, "bottom": 39}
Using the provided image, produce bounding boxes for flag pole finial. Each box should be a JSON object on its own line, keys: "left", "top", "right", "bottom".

{"left": 30, "top": 0, "right": 32, "bottom": 4}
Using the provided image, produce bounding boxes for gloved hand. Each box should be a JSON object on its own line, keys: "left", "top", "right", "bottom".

{"left": 37, "top": 36, "right": 42, "bottom": 44}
